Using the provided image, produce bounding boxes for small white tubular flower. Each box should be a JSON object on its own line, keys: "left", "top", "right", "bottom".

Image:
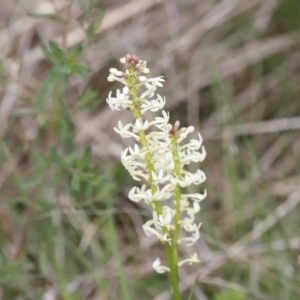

{"left": 132, "top": 119, "right": 150, "bottom": 133}
{"left": 146, "top": 76, "right": 165, "bottom": 87}
{"left": 154, "top": 152, "right": 175, "bottom": 172}
{"left": 128, "top": 144, "right": 147, "bottom": 158}
{"left": 156, "top": 206, "right": 175, "bottom": 227}
{"left": 106, "top": 90, "right": 131, "bottom": 110}
{"left": 107, "top": 54, "right": 207, "bottom": 274}
{"left": 153, "top": 258, "right": 170, "bottom": 273}
{"left": 114, "top": 121, "right": 140, "bottom": 140}
{"left": 152, "top": 170, "right": 170, "bottom": 184}
{"left": 143, "top": 220, "right": 171, "bottom": 243}
{"left": 182, "top": 190, "right": 207, "bottom": 202}
{"left": 178, "top": 253, "right": 200, "bottom": 267}
{"left": 144, "top": 187, "right": 172, "bottom": 203}
{"left": 141, "top": 82, "right": 157, "bottom": 98}
{"left": 140, "top": 95, "right": 166, "bottom": 114}
{"left": 128, "top": 185, "right": 147, "bottom": 202}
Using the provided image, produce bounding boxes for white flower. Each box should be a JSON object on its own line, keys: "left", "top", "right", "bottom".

{"left": 140, "top": 95, "right": 166, "bottom": 114}
{"left": 143, "top": 220, "right": 171, "bottom": 243}
{"left": 132, "top": 119, "right": 150, "bottom": 132}
{"left": 152, "top": 170, "right": 170, "bottom": 184}
{"left": 153, "top": 258, "right": 170, "bottom": 273}
{"left": 144, "top": 187, "right": 172, "bottom": 203}
{"left": 114, "top": 121, "right": 139, "bottom": 140}
{"left": 178, "top": 253, "right": 200, "bottom": 267}
{"left": 182, "top": 190, "right": 207, "bottom": 202}
{"left": 146, "top": 76, "right": 165, "bottom": 87}
{"left": 106, "top": 55, "right": 207, "bottom": 273}
{"left": 128, "top": 185, "right": 147, "bottom": 202}
{"left": 155, "top": 206, "right": 175, "bottom": 227}
{"left": 106, "top": 90, "right": 131, "bottom": 110}
{"left": 179, "top": 223, "right": 202, "bottom": 246}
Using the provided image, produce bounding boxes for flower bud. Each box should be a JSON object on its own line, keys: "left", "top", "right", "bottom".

{"left": 139, "top": 76, "right": 147, "bottom": 82}
{"left": 107, "top": 75, "right": 115, "bottom": 82}
{"left": 115, "top": 71, "right": 123, "bottom": 77}
{"left": 109, "top": 68, "right": 118, "bottom": 74}
{"left": 123, "top": 86, "right": 129, "bottom": 94}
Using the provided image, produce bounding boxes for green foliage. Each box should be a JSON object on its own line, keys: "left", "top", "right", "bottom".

{"left": 213, "top": 289, "right": 246, "bottom": 300}
{"left": 41, "top": 42, "right": 90, "bottom": 76}
{"left": 78, "top": 86, "right": 100, "bottom": 111}
{"left": 0, "top": 59, "right": 8, "bottom": 86}
{"left": 27, "top": 12, "right": 63, "bottom": 21}
{"left": 82, "top": 0, "right": 105, "bottom": 40}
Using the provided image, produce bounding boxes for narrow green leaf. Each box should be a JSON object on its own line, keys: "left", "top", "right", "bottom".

{"left": 66, "top": 44, "right": 83, "bottom": 64}
{"left": 50, "top": 149, "right": 70, "bottom": 169}
{"left": 53, "top": 65, "right": 72, "bottom": 75}
{"left": 41, "top": 44, "right": 61, "bottom": 65}
{"left": 71, "top": 174, "right": 80, "bottom": 191}
{"left": 11, "top": 107, "right": 41, "bottom": 116}
{"left": 79, "top": 147, "right": 92, "bottom": 169}
{"left": 71, "top": 64, "right": 90, "bottom": 77}
{"left": 49, "top": 41, "right": 65, "bottom": 59}
{"left": 36, "top": 70, "right": 61, "bottom": 106}
{"left": 187, "top": 273, "right": 200, "bottom": 300}
{"left": 27, "top": 12, "right": 63, "bottom": 21}
{"left": 88, "top": 0, "right": 103, "bottom": 10}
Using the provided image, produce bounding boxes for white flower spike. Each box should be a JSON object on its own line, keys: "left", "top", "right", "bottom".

{"left": 107, "top": 54, "right": 207, "bottom": 276}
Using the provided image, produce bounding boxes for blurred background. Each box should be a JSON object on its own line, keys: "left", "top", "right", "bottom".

{"left": 0, "top": 0, "right": 300, "bottom": 299}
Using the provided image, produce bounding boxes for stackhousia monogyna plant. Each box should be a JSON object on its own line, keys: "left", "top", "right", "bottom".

{"left": 107, "top": 54, "right": 207, "bottom": 299}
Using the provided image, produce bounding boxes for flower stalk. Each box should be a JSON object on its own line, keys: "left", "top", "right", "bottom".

{"left": 106, "top": 55, "right": 207, "bottom": 299}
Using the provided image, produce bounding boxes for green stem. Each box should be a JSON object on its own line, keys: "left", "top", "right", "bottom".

{"left": 170, "top": 134, "right": 184, "bottom": 300}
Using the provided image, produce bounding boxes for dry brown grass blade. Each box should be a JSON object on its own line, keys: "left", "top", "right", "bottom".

{"left": 202, "top": 116, "right": 300, "bottom": 140}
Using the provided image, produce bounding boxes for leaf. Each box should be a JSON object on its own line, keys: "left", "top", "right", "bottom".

{"left": 41, "top": 44, "right": 61, "bottom": 65}
{"left": 70, "top": 64, "right": 90, "bottom": 77}
{"left": 88, "top": 0, "right": 103, "bottom": 10}
{"left": 53, "top": 65, "right": 73, "bottom": 75}
{"left": 213, "top": 289, "right": 246, "bottom": 300}
{"left": 48, "top": 41, "right": 65, "bottom": 60}
{"left": 36, "top": 70, "right": 62, "bottom": 107}
{"left": 37, "top": 70, "right": 61, "bottom": 107}
{"left": 27, "top": 12, "right": 63, "bottom": 21}
{"left": 50, "top": 149, "right": 70, "bottom": 169}
{"left": 78, "top": 86, "right": 99, "bottom": 111}
{"left": 71, "top": 174, "right": 80, "bottom": 191}
{"left": 66, "top": 44, "right": 83, "bottom": 64}
{"left": 187, "top": 273, "right": 201, "bottom": 300}
{"left": 11, "top": 107, "right": 41, "bottom": 116}
{"left": 79, "top": 147, "right": 92, "bottom": 169}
